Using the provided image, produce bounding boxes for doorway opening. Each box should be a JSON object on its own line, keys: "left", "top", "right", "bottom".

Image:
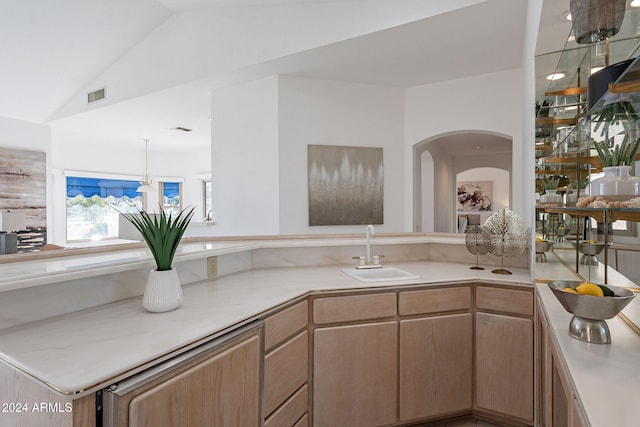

{"left": 413, "top": 131, "right": 512, "bottom": 233}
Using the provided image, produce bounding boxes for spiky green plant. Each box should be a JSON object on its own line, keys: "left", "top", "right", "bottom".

{"left": 593, "top": 134, "right": 640, "bottom": 167}
{"left": 122, "top": 207, "right": 194, "bottom": 271}
{"left": 592, "top": 100, "right": 639, "bottom": 138}
{"left": 591, "top": 98, "right": 640, "bottom": 167}
{"left": 542, "top": 177, "right": 560, "bottom": 192}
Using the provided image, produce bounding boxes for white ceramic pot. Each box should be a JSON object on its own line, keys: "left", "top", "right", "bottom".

{"left": 540, "top": 190, "right": 562, "bottom": 205}
{"left": 143, "top": 268, "right": 183, "bottom": 313}
{"left": 589, "top": 165, "right": 640, "bottom": 201}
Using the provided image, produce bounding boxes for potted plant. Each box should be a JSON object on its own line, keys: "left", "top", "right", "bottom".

{"left": 588, "top": 94, "right": 640, "bottom": 199}
{"left": 540, "top": 177, "right": 561, "bottom": 205}
{"left": 592, "top": 134, "right": 640, "bottom": 168}
{"left": 122, "top": 206, "right": 194, "bottom": 312}
{"left": 591, "top": 93, "right": 640, "bottom": 165}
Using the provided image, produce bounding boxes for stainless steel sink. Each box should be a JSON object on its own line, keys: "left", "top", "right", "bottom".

{"left": 341, "top": 267, "right": 420, "bottom": 283}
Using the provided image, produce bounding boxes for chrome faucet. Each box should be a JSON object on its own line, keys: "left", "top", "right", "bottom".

{"left": 365, "top": 224, "right": 375, "bottom": 264}
{"left": 352, "top": 225, "right": 383, "bottom": 268}
{"left": 353, "top": 224, "right": 382, "bottom": 269}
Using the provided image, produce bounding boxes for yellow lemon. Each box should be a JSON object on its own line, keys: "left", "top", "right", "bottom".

{"left": 576, "top": 282, "right": 604, "bottom": 297}
{"left": 563, "top": 287, "right": 577, "bottom": 294}
{"left": 535, "top": 237, "right": 544, "bottom": 242}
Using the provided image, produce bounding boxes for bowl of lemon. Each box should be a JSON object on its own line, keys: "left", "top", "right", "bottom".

{"left": 548, "top": 281, "right": 635, "bottom": 344}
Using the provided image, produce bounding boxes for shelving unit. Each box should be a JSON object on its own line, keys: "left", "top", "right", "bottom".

{"left": 546, "top": 207, "right": 640, "bottom": 283}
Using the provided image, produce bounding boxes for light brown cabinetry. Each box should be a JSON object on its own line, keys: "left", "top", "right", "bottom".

{"left": 399, "top": 314, "right": 472, "bottom": 421}
{"left": 264, "top": 300, "right": 309, "bottom": 427}
{"left": 398, "top": 286, "right": 473, "bottom": 422}
{"left": 537, "top": 296, "right": 589, "bottom": 427}
{"left": 0, "top": 361, "right": 94, "bottom": 427}
{"left": 103, "top": 322, "right": 263, "bottom": 427}
{"left": 312, "top": 292, "right": 399, "bottom": 427}
{"left": 312, "top": 286, "right": 474, "bottom": 427}
{"left": 313, "top": 321, "right": 398, "bottom": 427}
{"left": 475, "top": 285, "right": 534, "bottom": 424}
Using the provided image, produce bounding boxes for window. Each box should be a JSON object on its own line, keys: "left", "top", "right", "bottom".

{"left": 203, "top": 180, "right": 212, "bottom": 220}
{"left": 159, "top": 181, "right": 182, "bottom": 217}
{"left": 66, "top": 176, "right": 142, "bottom": 241}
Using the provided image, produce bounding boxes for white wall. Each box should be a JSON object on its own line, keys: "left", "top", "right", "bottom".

{"left": 182, "top": 146, "right": 213, "bottom": 221}
{"left": 49, "top": 129, "right": 209, "bottom": 244}
{"left": 0, "top": 116, "right": 51, "bottom": 152}
{"left": 278, "top": 76, "right": 405, "bottom": 234}
{"left": 0, "top": 116, "right": 52, "bottom": 235}
{"left": 405, "top": 69, "right": 525, "bottom": 231}
{"left": 456, "top": 167, "right": 510, "bottom": 225}
{"left": 211, "top": 76, "right": 280, "bottom": 236}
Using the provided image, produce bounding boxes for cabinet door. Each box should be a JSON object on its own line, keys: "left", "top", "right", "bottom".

{"left": 399, "top": 313, "right": 472, "bottom": 422}
{"left": 537, "top": 307, "right": 550, "bottom": 427}
{"left": 476, "top": 312, "right": 534, "bottom": 422}
{"left": 109, "top": 326, "right": 262, "bottom": 427}
{"left": 313, "top": 321, "right": 397, "bottom": 427}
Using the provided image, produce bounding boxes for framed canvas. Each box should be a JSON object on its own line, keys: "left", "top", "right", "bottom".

{"left": 308, "top": 144, "right": 383, "bottom": 226}
{"left": 457, "top": 181, "right": 492, "bottom": 211}
{"left": 0, "top": 146, "right": 47, "bottom": 251}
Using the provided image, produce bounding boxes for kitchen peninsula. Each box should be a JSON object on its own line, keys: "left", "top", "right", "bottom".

{"left": 0, "top": 234, "right": 637, "bottom": 427}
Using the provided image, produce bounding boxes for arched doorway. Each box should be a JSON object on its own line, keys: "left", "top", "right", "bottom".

{"left": 413, "top": 131, "right": 512, "bottom": 233}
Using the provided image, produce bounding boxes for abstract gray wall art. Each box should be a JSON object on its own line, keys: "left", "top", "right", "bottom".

{"left": 308, "top": 144, "right": 383, "bottom": 226}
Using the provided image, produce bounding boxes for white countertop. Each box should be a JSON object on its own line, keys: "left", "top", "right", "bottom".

{"left": 0, "top": 234, "right": 464, "bottom": 292}
{"left": 537, "top": 284, "right": 640, "bottom": 427}
{"left": 536, "top": 244, "right": 640, "bottom": 427}
{"left": 0, "top": 260, "right": 529, "bottom": 397}
{"left": 0, "top": 241, "right": 257, "bottom": 292}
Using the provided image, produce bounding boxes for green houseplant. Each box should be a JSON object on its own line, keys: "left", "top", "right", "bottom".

{"left": 591, "top": 95, "right": 640, "bottom": 167}
{"left": 122, "top": 206, "right": 194, "bottom": 312}
{"left": 592, "top": 134, "right": 640, "bottom": 167}
{"left": 588, "top": 95, "right": 640, "bottom": 199}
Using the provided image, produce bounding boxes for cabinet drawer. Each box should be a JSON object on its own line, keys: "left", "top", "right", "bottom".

{"left": 264, "top": 331, "right": 309, "bottom": 416}
{"left": 313, "top": 293, "right": 397, "bottom": 324}
{"left": 265, "top": 384, "right": 308, "bottom": 427}
{"left": 476, "top": 286, "right": 533, "bottom": 316}
{"left": 399, "top": 286, "right": 471, "bottom": 315}
{"left": 265, "top": 300, "right": 308, "bottom": 351}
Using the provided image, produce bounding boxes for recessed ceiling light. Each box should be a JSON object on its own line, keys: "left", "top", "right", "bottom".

{"left": 473, "top": 146, "right": 482, "bottom": 150}
{"left": 546, "top": 73, "right": 566, "bottom": 81}
{"left": 591, "top": 66, "right": 604, "bottom": 75}
{"left": 632, "top": 0, "right": 640, "bottom": 7}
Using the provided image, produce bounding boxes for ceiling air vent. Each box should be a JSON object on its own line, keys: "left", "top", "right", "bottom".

{"left": 173, "top": 126, "right": 192, "bottom": 132}
{"left": 87, "top": 88, "right": 105, "bottom": 104}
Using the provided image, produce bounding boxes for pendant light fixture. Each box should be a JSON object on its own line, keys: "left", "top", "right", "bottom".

{"left": 569, "top": 0, "right": 626, "bottom": 45}
{"left": 137, "top": 138, "right": 154, "bottom": 193}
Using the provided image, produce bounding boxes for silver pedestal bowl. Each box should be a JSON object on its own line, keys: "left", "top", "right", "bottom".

{"left": 555, "top": 227, "right": 571, "bottom": 242}
{"left": 535, "top": 240, "right": 554, "bottom": 263}
{"left": 548, "top": 281, "right": 635, "bottom": 344}
{"left": 570, "top": 241, "right": 608, "bottom": 265}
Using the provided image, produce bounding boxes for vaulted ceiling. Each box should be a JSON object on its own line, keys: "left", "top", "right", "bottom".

{"left": 0, "top": 0, "right": 568, "bottom": 151}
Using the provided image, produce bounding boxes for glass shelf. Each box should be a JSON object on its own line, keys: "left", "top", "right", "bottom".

{"left": 545, "top": 207, "right": 640, "bottom": 223}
